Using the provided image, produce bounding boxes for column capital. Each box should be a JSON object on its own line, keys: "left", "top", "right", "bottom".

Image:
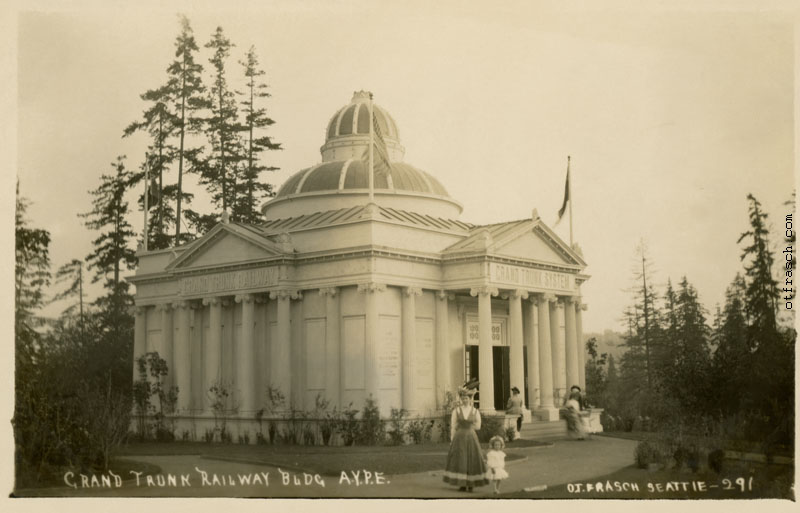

{"left": 470, "top": 286, "right": 499, "bottom": 297}
{"left": 501, "top": 289, "right": 529, "bottom": 300}
{"left": 436, "top": 290, "right": 455, "bottom": 301}
{"left": 555, "top": 299, "right": 566, "bottom": 309}
{"left": 565, "top": 296, "right": 581, "bottom": 306}
{"left": 581, "top": 303, "right": 588, "bottom": 311}
{"left": 539, "top": 293, "right": 558, "bottom": 303}
{"left": 255, "top": 293, "right": 269, "bottom": 304}
{"left": 202, "top": 297, "right": 221, "bottom": 307}
{"left": 134, "top": 305, "right": 147, "bottom": 316}
{"left": 234, "top": 293, "right": 255, "bottom": 304}
{"left": 319, "top": 287, "right": 339, "bottom": 297}
{"left": 403, "top": 286, "right": 423, "bottom": 297}
{"left": 172, "top": 300, "right": 190, "bottom": 310}
{"left": 156, "top": 303, "right": 172, "bottom": 312}
{"left": 269, "top": 289, "right": 303, "bottom": 300}
{"left": 357, "top": 282, "right": 386, "bottom": 294}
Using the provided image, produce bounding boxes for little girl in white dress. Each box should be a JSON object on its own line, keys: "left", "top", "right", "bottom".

{"left": 486, "top": 435, "right": 509, "bottom": 494}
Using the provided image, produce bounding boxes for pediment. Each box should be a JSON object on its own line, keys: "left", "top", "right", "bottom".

{"left": 493, "top": 222, "right": 585, "bottom": 267}
{"left": 445, "top": 219, "right": 585, "bottom": 268}
{"left": 166, "top": 223, "right": 286, "bottom": 271}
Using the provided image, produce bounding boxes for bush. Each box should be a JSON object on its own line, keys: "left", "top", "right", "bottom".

{"left": 387, "top": 408, "right": 408, "bottom": 445}
{"left": 406, "top": 418, "right": 434, "bottom": 444}
{"left": 357, "top": 397, "right": 385, "bottom": 445}
{"left": 505, "top": 426, "right": 517, "bottom": 442}
{"left": 634, "top": 440, "right": 663, "bottom": 468}
{"left": 440, "top": 390, "right": 459, "bottom": 443}
{"left": 478, "top": 415, "right": 505, "bottom": 443}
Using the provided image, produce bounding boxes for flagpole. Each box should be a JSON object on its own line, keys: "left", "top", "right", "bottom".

{"left": 368, "top": 93, "right": 375, "bottom": 203}
{"left": 567, "top": 155, "right": 573, "bottom": 247}
{"left": 143, "top": 154, "right": 149, "bottom": 252}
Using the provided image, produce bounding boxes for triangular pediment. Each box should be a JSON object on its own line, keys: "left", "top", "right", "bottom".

{"left": 445, "top": 219, "right": 585, "bottom": 268}
{"left": 493, "top": 220, "right": 586, "bottom": 267}
{"left": 166, "top": 223, "right": 286, "bottom": 271}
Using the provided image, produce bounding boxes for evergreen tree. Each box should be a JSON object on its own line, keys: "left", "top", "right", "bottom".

{"left": 15, "top": 183, "right": 51, "bottom": 335}
{"left": 52, "top": 259, "right": 86, "bottom": 328}
{"left": 712, "top": 274, "right": 750, "bottom": 415}
{"left": 738, "top": 193, "right": 779, "bottom": 336}
{"left": 235, "top": 45, "right": 281, "bottom": 224}
{"left": 198, "top": 26, "right": 242, "bottom": 218}
{"left": 123, "top": 85, "right": 178, "bottom": 249}
{"left": 80, "top": 156, "right": 138, "bottom": 307}
{"left": 166, "top": 15, "right": 208, "bottom": 244}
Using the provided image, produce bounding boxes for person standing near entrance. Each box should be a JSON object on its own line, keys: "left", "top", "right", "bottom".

{"left": 506, "top": 386, "right": 524, "bottom": 438}
{"left": 443, "top": 386, "right": 490, "bottom": 492}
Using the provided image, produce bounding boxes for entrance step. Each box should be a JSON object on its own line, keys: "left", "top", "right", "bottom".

{"left": 519, "top": 419, "right": 568, "bottom": 441}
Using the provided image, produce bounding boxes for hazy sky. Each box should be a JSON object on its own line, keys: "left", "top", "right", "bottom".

{"left": 12, "top": 1, "right": 796, "bottom": 334}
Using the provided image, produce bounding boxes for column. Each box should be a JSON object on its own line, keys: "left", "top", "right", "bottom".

{"left": 435, "top": 291, "right": 452, "bottom": 409}
{"left": 173, "top": 301, "right": 192, "bottom": 413}
{"left": 133, "top": 306, "right": 147, "bottom": 383}
{"left": 402, "top": 287, "right": 422, "bottom": 411}
{"left": 471, "top": 286, "right": 498, "bottom": 412}
{"left": 269, "top": 289, "right": 300, "bottom": 408}
{"left": 525, "top": 297, "right": 540, "bottom": 410}
{"left": 159, "top": 304, "right": 174, "bottom": 390}
{"left": 564, "top": 297, "right": 579, "bottom": 392}
{"left": 578, "top": 302, "right": 587, "bottom": 391}
{"left": 551, "top": 299, "right": 567, "bottom": 404}
{"left": 203, "top": 297, "right": 223, "bottom": 411}
{"left": 319, "top": 288, "right": 340, "bottom": 407}
{"left": 506, "top": 289, "right": 528, "bottom": 410}
{"left": 536, "top": 294, "right": 558, "bottom": 420}
{"left": 359, "top": 282, "right": 385, "bottom": 399}
{"left": 235, "top": 294, "right": 256, "bottom": 415}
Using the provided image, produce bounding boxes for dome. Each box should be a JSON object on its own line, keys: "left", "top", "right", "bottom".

{"left": 276, "top": 160, "right": 449, "bottom": 197}
{"left": 263, "top": 91, "right": 462, "bottom": 220}
{"left": 326, "top": 91, "right": 400, "bottom": 142}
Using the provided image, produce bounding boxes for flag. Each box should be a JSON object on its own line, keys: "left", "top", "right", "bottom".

{"left": 556, "top": 161, "right": 570, "bottom": 224}
{"left": 148, "top": 175, "right": 160, "bottom": 206}
{"left": 362, "top": 110, "right": 393, "bottom": 178}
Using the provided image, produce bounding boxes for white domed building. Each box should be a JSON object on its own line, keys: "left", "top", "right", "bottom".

{"left": 130, "top": 91, "right": 594, "bottom": 440}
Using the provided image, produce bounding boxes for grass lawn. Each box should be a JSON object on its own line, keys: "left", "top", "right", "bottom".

{"left": 115, "top": 438, "right": 547, "bottom": 476}
{"left": 501, "top": 459, "right": 794, "bottom": 500}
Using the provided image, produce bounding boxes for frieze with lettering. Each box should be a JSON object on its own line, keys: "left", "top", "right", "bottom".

{"left": 489, "top": 263, "right": 575, "bottom": 292}
{"left": 179, "top": 268, "right": 279, "bottom": 295}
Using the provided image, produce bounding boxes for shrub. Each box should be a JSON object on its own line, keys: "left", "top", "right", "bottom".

{"left": 505, "top": 426, "right": 517, "bottom": 442}
{"left": 387, "top": 408, "right": 408, "bottom": 445}
{"left": 634, "top": 440, "right": 663, "bottom": 468}
{"left": 708, "top": 449, "right": 724, "bottom": 474}
{"left": 406, "top": 418, "right": 434, "bottom": 444}
{"left": 440, "top": 389, "right": 459, "bottom": 443}
{"left": 358, "top": 396, "right": 385, "bottom": 445}
{"left": 336, "top": 405, "right": 360, "bottom": 446}
{"left": 478, "top": 415, "right": 505, "bottom": 443}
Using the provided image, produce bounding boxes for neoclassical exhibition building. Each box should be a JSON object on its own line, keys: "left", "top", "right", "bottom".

{"left": 130, "top": 91, "right": 591, "bottom": 438}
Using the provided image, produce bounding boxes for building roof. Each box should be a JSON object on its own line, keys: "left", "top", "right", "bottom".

{"left": 326, "top": 91, "right": 400, "bottom": 142}
{"left": 275, "top": 160, "right": 450, "bottom": 198}
{"left": 259, "top": 204, "right": 474, "bottom": 234}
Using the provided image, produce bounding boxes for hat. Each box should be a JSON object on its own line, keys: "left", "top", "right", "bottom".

{"left": 489, "top": 435, "right": 505, "bottom": 449}
{"left": 458, "top": 386, "right": 477, "bottom": 397}
{"left": 511, "top": 386, "right": 520, "bottom": 394}
{"left": 463, "top": 377, "right": 480, "bottom": 390}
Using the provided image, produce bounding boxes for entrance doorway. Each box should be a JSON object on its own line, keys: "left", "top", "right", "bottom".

{"left": 465, "top": 346, "right": 527, "bottom": 410}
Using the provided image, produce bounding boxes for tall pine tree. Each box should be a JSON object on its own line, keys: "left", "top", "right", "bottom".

{"left": 80, "top": 156, "right": 138, "bottom": 312}
{"left": 123, "top": 84, "right": 177, "bottom": 249}
{"left": 236, "top": 45, "right": 281, "bottom": 224}
{"left": 167, "top": 15, "right": 208, "bottom": 244}
{"left": 15, "top": 183, "right": 51, "bottom": 335}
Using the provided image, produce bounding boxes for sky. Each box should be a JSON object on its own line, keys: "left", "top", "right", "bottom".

{"left": 10, "top": 0, "right": 797, "bottom": 335}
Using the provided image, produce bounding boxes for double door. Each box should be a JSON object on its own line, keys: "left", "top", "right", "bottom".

{"left": 465, "top": 345, "right": 528, "bottom": 410}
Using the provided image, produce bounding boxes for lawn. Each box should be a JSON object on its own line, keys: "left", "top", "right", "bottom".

{"left": 115, "top": 438, "right": 547, "bottom": 476}
{"left": 501, "top": 459, "right": 794, "bottom": 500}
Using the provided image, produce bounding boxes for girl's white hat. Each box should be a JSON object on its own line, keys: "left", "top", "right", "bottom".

{"left": 489, "top": 435, "right": 505, "bottom": 449}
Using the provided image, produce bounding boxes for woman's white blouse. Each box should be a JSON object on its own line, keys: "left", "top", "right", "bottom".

{"left": 450, "top": 405, "right": 482, "bottom": 440}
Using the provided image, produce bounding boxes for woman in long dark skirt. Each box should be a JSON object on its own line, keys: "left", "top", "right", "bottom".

{"left": 442, "top": 387, "right": 490, "bottom": 492}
